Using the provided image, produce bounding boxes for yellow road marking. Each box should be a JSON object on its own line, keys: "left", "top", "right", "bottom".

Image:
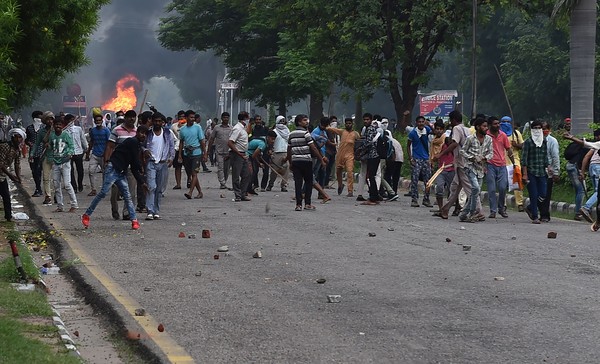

{"left": 49, "top": 218, "right": 195, "bottom": 364}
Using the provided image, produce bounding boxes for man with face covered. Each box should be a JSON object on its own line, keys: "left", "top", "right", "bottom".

{"left": 486, "top": 116, "right": 515, "bottom": 218}
{"left": 327, "top": 117, "right": 360, "bottom": 196}
{"left": 0, "top": 129, "right": 24, "bottom": 221}
{"left": 521, "top": 120, "right": 550, "bottom": 224}
{"left": 266, "top": 115, "right": 290, "bottom": 192}
{"left": 25, "top": 111, "right": 44, "bottom": 197}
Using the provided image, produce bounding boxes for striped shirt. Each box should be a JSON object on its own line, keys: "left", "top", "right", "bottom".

{"left": 288, "top": 128, "right": 314, "bottom": 162}
{"left": 109, "top": 124, "right": 136, "bottom": 145}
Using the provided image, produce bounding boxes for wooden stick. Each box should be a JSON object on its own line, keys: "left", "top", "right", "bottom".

{"left": 138, "top": 89, "right": 148, "bottom": 115}
{"left": 426, "top": 163, "right": 446, "bottom": 188}
{"left": 494, "top": 64, "right": 514, "bottom": 123}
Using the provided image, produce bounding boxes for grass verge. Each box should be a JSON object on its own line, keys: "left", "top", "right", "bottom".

{"left": 0, "top": 221, "right": 81, "bottom": 364}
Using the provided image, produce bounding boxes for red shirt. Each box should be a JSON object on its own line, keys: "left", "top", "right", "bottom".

{"left": 487, "top": 130, "right": 511, "bottom": 167}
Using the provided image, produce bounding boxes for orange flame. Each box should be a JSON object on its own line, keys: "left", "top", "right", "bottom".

{"left": 102, "top": 74, "right": 141, "bottom": 111}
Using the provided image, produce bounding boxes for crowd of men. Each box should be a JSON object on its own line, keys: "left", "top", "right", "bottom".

{"left": 1, "top": 107, "right": 599, "bottom": 232}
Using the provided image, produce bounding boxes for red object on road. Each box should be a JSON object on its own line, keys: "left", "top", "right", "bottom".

{"left": 202, "top": 230, "right": 211, "bottom": 238}
{"left": 178, "top": 232, "right": 186, "bottom": 238}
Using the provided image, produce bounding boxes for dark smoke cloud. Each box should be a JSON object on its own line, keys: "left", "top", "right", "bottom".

{"left": 52, "top": 0, "right": 221, "bottom": 116}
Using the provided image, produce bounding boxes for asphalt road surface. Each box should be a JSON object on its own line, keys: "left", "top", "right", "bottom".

{"left": 23, "top": 165, "right": 600, "bottom": 363}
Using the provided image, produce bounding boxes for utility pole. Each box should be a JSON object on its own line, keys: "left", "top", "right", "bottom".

{"left": 470, "top": 0, "right": 477, "bottom": 118}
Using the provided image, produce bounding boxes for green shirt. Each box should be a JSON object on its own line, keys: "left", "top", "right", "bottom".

{"left": 521, "top": 138, "right": 549, "bottom": 177}
{"left": 48, "top": 131, "right": 74, "bottom": 165}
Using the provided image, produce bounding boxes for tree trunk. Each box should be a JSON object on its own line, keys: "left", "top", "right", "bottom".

{"left": 570, "top": 0, "right": 596, "bottom": 135}
{"left": 309, "top": 94, "right": 324, "bottom": 127}
{"left": 355, "top": 96, "right": 363, "bottom": 130}
{"left": 277, "top": 99, "right": 287, "bottom": 117}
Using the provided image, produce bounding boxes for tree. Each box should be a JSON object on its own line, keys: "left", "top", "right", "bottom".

{"left": 553, "top": 0, "right": 597, "bottom": 134}
{"left": 1, "top": 0, "right": 109, "bottom": 110}
{"left": 159, "top": 0, "right": 310, "bottom": 116}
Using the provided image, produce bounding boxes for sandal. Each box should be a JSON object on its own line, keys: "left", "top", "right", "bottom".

{"left": 304, "top": 205, "right": 316, "bottom": 211}
{"left": 194, "top": 192, "right": 203, "bottom": 199}
{"left": 321, "top": 197, "right": 332, "bottom": 204}
{"left": 184, "top": 193, "right": 192, "bottom": 199}
{"left": 295, "top": 205, "right": 302, "bottom": 211}
{"left": 87, "top": 190, "right": 97, "bottom": 196}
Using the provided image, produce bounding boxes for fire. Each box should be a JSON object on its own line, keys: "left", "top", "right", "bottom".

{"left": 102, "top": 74, "right": 141, "bottom": 111}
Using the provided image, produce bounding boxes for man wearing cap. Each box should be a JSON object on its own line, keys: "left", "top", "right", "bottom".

{"left": 32, "top": 111, "right": 56, "bottom": 205}
{"left": 266, "top": 115, "right": 290, "bottom": 192}
{"left": 208, "top": 112, "right": 233, "bottom": 189}
{"left": 0, "top": 129, "right": 24, "bottom": 221}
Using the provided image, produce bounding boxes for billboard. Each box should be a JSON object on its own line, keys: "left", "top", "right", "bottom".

{"left": 418, "top": 90, "right": 457, "bottom": 122}
{"left": 62, "top": 95, "right": 87, "bottom": 116}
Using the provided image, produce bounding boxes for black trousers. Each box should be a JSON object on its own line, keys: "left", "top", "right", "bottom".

{"left": 384, "top": 161, "right": 403, "bottom": 193}
{"left": 30, "top": 157, "right": 42, "bottom": 192}
{"left": 538, "top": 177, "right": 553, "bottom": 220}
{"left": 70, "top": 154, "right": 84, "bottom": 191}
{"left": 366, "top": 158, "right": 380, "bottom": 202}
{"left": 292, "top": 160, "right": 313, "bottom": 206}
{"left": 0, "top": 179, "right": 11, "bottom": 220}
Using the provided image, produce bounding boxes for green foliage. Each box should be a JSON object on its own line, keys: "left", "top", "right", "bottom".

{"left": 0, "top": 0, "right": 109, "bottom": 110}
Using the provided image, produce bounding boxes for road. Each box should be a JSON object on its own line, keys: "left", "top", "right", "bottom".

{"left": 21, "top": 164, "right": 600, "bottom": 363}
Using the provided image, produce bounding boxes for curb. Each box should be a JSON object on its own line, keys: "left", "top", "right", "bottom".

{"left": 356, "top": 176, "right": 579, "bottom": 216}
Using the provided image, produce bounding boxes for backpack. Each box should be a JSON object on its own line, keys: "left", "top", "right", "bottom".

{"left": 354, "top": 138, "right": 368, "bottom": 160}
{"left": 376, "top": 130, "right": 395, "bottom": 159}
{"left": 563, "top": 141, "right": 582, "bottom": 162}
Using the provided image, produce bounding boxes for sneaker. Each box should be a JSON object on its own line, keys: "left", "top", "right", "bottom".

{"left": 499, "top": 209, "right": 509, "bottom": 218}
{"left": 82, "top": 214, "right": 90, "bottom": 228}
{"left": 410, "top": 199, "right": 419, "bottom": 207}
{"left": 42, "top": 197, "right": 52, "bottom": 205}
{"left": 532, "top": 219, "right": 541, "bottom": 224}
{"left": 580, "top": 207, "right": 593, "bottom": 223}
{"left": 32, "top": 191, "right": 42, "bottom": 197}
{"left": 488, "top": 212, "right": 496, "bottom": 218}
{"left": 356, "top": 195, "right": 366, "bottom": 202}
{"left": 241, "top": 196, "right": 252, "bottom": 201}
{"left": 131, "top": 220, "right": 140, "bottom": 230}
{"left": 387, "top": 194, "right": 399, "bottom": 202}
{"left": 459, "top": 213, "right": 468, "bottom": 222}
{"left": 54, "top": 207, "right": 63, "bottom": 212}
{"left": 146, "top": 214, "right": 154, "bottom": 220}
{"left": 422, "top": 199, "right": 433, "bottom": 207}
{"left": 574, "top": 214, "right": 583, "bottom": 221}
{"left": 153, "top": 214, "right": 161, "bottom": 220}
{"left": 234, "top": 197, "right": 242, "bottom": 202}
{"left": 517, "top": 205, "right": 524, "bottom": 212}
{"left": 591, "top": 221, "right": 600, "bottom": 232}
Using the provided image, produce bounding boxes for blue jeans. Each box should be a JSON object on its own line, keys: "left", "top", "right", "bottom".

{"left": 85, "top": 163, "right": 136, "bottom": 220}
{"left": 583, "top": 164, "right": 600, "bottom": 210}
{"left": 464, "top": 167, "right": 481, "bottom": 216}
{"left": 486, "top": 164, "right": 508, "bottom": 213}
{"left": 566, "top": 162, "right": 584, "bottom": 212}
{"left": 145, "top": 161, "right": 168, "bottom": 215}
{"left": 526, "top": 173, "right": 547, "bottom": 219}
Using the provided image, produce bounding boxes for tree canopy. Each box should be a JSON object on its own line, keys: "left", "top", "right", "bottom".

{"left": 0, "top": 0, "right": 108, "bottom": 111}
